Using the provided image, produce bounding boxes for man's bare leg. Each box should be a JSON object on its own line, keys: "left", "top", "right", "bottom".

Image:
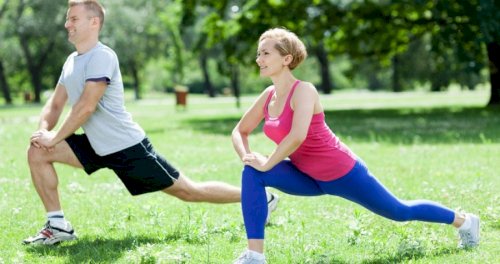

{"left": 27, "top": 141, "right": 83, "bottom": 212}
{"left": 162, "top": 174, "right": 240, "bottom": 203}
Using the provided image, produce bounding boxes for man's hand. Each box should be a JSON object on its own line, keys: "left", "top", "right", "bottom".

{"left": 30, "top": 129, "right": 57, "bottom": 151}
{"left": 242, "top": 152, "right": 270, "bottom": 172}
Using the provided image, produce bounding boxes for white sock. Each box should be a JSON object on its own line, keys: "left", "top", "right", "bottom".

{"left": 47, "top": 210, "right": 68, "bottom": 229}
{"left": 459, "top": 214, "right": 471, "bottom": 231}
{"left": 247, "top": 250, "right": 265, "bottom": 260}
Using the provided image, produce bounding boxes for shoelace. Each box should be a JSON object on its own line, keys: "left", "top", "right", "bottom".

{"left": 39, "top": 222, "right": 54, "bottom": 238}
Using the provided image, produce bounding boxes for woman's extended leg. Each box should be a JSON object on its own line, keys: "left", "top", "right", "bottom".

{"left": 317, "top": 160, "right": 456, "bottom": 223}
{"left": 316, "top": 160, "right": 479, "bottom": 247}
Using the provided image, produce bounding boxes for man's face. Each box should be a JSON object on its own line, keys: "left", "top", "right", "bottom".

{"left": 64, "top": 5, "right": 96, "bottom": 45}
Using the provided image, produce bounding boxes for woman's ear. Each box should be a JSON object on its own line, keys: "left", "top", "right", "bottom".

{"left": 283, "top": 54, "right": 293, "bottom": 66}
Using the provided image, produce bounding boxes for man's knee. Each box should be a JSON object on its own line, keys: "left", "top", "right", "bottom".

{"left": 27, "top": 144, "right": 46, "bottom": 165}
{"left": 163, "top": 177, "right": 201, "bottom": 202}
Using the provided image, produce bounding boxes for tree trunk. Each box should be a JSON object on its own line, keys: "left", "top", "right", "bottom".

{"left": 29, "top": 68, "right": 43, "bottom": 103}
{"left": 0, "top": 61, "right": 12, "bottom": 104}
{"left": 392, "top": 55, "right": 403, "bottom": 92}
{"left": 130, "top": 61, "right": 141, "bottom": 100}
{"left": 200, "top": 53, "right": 215, "bottom": 97}
{"left": 230, "top": 64, "right": 240, "bottom": 108}
{"left": 19, "top": 37, "right": 41, "bottom": 103}
{"left": 487, "top": 42, "right": 500, "bottom": 106}
{"left": 314, "top": 43, "right": 333, "bottom": 94}
{"left": 18, "top": 34, "right": 55, "bottom": 103}
{"left": 430, "top": 72, "right": 445, "bottom": 92}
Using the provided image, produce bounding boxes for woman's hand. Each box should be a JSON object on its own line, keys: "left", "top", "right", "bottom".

{"left": 242, "top": 152, "right": 271, "bottom": 172}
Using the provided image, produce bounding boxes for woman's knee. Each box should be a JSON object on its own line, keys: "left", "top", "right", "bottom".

{"left": 382, "top": 204, "right": 412, "bottom": 222}
{"left": 242, "top": 165, "right": 265, "bottom": 186}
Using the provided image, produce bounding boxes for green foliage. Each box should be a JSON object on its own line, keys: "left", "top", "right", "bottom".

{"left": 1, "top": 0, "right": 499, "bottom": 103}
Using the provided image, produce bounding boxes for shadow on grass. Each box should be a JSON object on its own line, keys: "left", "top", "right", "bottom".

{"left": 24, "top": 234, "right": 184, "bottom": 263}
{"left": 183, "top": 106, "right": 500, "bottom": 144}
{"left": 361, "top": 246, "right": 462, "bottom": 264}
{"left": 294, "top": 245, "right": 462, "bottom": 264}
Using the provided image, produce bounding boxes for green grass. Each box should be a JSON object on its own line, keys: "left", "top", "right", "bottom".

{"left": 0, "top": 89, "right": 499, "bottom": 263}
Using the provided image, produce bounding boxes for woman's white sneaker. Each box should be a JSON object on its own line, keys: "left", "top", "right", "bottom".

{"left": 458, "top": 213, "right": 480, "bottom": 248}
{"left": 233, "top": 250, "right": 267, "bottom": 264}
{"left": 266, "top": 192, "right": 279, "bottom": 225}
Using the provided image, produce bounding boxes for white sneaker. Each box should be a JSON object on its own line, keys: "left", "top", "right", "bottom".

{"left": 458, "top": 213, "right": 480, "bottom": 248}
{"left": 23, "top": 221, "right": 77, "bottom": 245}
{"left": 233, "top": 250, "right": 267, "bottom": 264}
{"left": 266, "top": 192, "right": 279, "bottom": 225}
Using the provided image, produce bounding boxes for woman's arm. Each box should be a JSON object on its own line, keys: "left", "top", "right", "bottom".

{"left": 245, "top": 82, "right": 319, "bottom": 171}
{"left": 232, "top": 87, "right": 272, "bottom": 161}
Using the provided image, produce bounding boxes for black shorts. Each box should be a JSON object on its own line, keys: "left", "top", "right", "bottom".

{"left": 65, "top": 134, "right": 180, "bottom": 195}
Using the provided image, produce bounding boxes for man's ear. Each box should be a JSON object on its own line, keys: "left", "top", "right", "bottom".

{"left": 91, "top": 17, "right": 100, "bottom": 29}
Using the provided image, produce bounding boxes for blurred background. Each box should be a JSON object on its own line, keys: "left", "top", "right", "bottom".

{"left": 0, "top": 0, "right": 499, "bottom": 107}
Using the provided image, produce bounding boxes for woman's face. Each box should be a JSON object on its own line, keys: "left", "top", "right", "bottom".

{"left": 256, "top": 38, "right": 288, "bottom": 77}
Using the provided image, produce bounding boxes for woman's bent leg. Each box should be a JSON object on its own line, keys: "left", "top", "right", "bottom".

{"left": 241, "top": 161, "right": 324, "bottom": 239}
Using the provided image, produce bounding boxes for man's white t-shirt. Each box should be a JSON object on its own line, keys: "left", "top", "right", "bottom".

{"left": 58, "top": 42, "right": 145, "bottom": 156}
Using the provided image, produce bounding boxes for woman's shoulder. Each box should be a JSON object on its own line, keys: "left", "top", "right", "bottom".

{"left": 261, "top": 85, "right": 275, "bottom": 97}
{"left": 296, "top": 81, "right": 318, "bottom": 95}
{"left": 264, "top": 84, "right": 275, "bottom": 92}
{"left": 253, "top": 85, "right": 275, "bottom": 104}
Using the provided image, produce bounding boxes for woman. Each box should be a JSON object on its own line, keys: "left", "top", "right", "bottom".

{"left": 231, "top": 28, "right": 479, "bottom": 264}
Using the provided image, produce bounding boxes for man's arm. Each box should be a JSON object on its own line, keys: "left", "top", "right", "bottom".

{"left": 38, "top": 83, "right": 68, "bottom": 131}
{"left": 33, "top": 81, "right": 107, "bottom": 148}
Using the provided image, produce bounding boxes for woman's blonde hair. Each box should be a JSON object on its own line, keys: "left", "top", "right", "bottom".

{"left": 68, "top": 0, "right": 106, "bottom": 30}
{"left": 259, "top": 28, "right": 307, "bottom": 70}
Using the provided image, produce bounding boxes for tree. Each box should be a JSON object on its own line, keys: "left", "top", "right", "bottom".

{"left": 199, "top": 0, "right": 246, "bottom": 106}
{"left": 342, "top": 0, "right": 499, "bottom": 104}
{"left": 197, "top": 0, "right": 350, "bottom": 98}
{"left": 0, "top": 0, "right": 12, "bottom": 104}
{"left": 181, "top": 1, "right": 222, "bottom": 97}
{"left": 478, "top": 0, "right": 500, "bottom": 105}
{"left": 13, "top": 0, "right": 69, "bottom": 103}
{"left": 103, "top": 0, "right": 169, "bottom": 100}
{"left": 13, "top": 0, "right": 68, "bottom": 103}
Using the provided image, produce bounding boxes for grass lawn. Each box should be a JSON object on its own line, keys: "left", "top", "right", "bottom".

{"left": 0, "top": 89, "right": 498, "bottom": 263}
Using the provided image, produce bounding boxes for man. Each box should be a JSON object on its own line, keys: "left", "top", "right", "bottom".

{"left": 24, "top": 0, "right": 278, "bottom": 245}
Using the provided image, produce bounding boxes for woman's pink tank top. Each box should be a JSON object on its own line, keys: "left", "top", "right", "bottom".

{"left": 263, "top": 80, "right": 356, "bottom": 181}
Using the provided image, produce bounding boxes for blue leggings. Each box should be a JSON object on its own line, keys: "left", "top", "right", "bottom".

{"left": 241, "top": 160, "right": 455, "bottom": 239}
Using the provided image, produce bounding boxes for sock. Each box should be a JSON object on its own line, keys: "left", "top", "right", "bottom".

{"left": 47, "top": 210, "right": 68, "bottom": 229}
{"left": 248, "top": 250, "right": 265, "bottom": 260}
{"left": 459, "top": 214, "right": 471, "bottom": 230}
